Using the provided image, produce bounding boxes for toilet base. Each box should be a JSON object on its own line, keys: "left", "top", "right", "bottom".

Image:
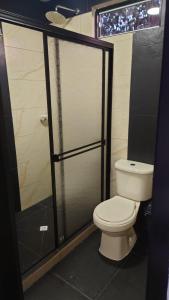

{"left": 99, "top": 227, "right": 137, "bottom": 261}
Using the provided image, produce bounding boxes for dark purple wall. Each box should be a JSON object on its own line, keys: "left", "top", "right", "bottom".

{"left": 128, "top": 0, "right": 166, "bottom": 165}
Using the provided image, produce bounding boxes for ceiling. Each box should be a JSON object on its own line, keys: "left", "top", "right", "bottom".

{"left": 0, "top": 0, "right": 111, "bottom": 23}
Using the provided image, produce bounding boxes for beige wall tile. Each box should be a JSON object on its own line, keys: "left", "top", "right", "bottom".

{"left": 2, "top": 22, "right": 43, "bottom": 52}
{"left": 80, "top": 13, "right": 94, "bottom": 37}
{"left": 65, "top": 15, "right": 81, "bottom": 33}
{"left": 12, "top": 109, "right": 52, "bottom": 207}
{"left": 112, "top": 75, "right": 131, "bottom": 111}
{"left": 65, "top": 12, "right": 94, "bottom": 37}
{"left": 114, "top": 57, "right": 132, "bottom": 77}
{"left": 103, "top": 34, "right": 133, "bottom": 193}
{"left": 3, "top": 22, "right": 53, "bottom": 211}
{"left": 111, "top": 138, "right": 128, "bottom": 164}
{"left": 5, "top": 46, "right": 45, "bottom": 80}
{"left": 20, "top": 181, "right": 53, "bottom": 210}
{"left": 15, "top": 129, "right": 50, "bottom": 164}
{"left": 111, "top": 109, "right": 129, "bottom": 139}
{"left": 18, "top": 159, "right": 51, "bottom": 189}
{"left": 12, "top": 107, "right": 47, "bottom": 137}
{"left": 113, "top": 39, "right": 133, "bottom": 77}
{"left": 111, "top": 138, "right": 128, "bottom": 176}
{"left": 103, "top": 32, "right": 133, "bottom": 43}
{"left": 110, "top": 177, "right": 116, "bottom": 197}
{"left": 110, "top": 138, "right": 128, "bottom": 197}
{"left": 9, "top": 80, "right": 47, "bottom": 110}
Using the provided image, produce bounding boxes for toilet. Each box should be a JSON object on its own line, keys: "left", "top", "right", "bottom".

{"left": 93, "top": 159, "right": 154, "bottom": 261}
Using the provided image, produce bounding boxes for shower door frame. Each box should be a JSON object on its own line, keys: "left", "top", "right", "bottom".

{"left": 0, "top": 8, "right": 113, "bottom": 297}
{"left": 43, "top": 33, "right": 112, "bottom": 242}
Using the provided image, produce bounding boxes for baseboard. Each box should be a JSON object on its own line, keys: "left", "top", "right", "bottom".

{"left": 22, "top": 223, "right": 97, "bottom": 292}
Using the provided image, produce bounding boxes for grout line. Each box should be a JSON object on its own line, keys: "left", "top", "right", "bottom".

{"left": 4, "top": 44, "right": 44, "bottom": 54}
{"left": 8, "top": 78, "right": 45, "bottom": 82}
{"left": 12, "top": 106, "right": 48, "bottom": 111}
{"left": 50, "top": 273, "right": 93, "bottom": 300}
{"left": 95, "top": 258, "right": 130, "bottom": 300}
{"left": 94, "top": 268, "right": 121, "bottom": 300}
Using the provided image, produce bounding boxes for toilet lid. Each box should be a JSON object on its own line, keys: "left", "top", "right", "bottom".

{"left": 95, "top": 196, "right": 136, "bottom": 223}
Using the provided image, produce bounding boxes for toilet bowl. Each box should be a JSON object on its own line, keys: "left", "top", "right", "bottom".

{"left": 93, "top": 159, "right": 154, "bottom": 261}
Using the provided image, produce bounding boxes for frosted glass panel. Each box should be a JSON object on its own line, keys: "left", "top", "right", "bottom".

{"left": 2, "top": 22, "right": 55, "bottom": 274}
{"left": 55, "top": 149, "right": 101, "bottom": 240}
{"left": 48, "top": 37, "right": 102, "bottom": 154}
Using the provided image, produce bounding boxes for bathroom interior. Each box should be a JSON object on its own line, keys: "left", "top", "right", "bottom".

{"left": 0, "top": 0, "right": 166, "bottom": 299}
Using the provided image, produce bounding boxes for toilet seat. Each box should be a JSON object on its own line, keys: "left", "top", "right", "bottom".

{"left": 93, "top": 196, "right": 140, "bottom": 233}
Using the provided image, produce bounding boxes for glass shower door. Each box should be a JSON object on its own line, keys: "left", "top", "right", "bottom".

{"left": 46, "top": 37, "right": 107, "bottom": 242}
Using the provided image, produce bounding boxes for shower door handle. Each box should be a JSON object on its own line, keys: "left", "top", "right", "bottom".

{"left": 52, "top": 140, "right": 105, "bottom": 162}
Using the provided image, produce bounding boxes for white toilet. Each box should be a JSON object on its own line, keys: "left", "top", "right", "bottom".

{"left": 93, "top": 159, "right": 154, "bottom": 261}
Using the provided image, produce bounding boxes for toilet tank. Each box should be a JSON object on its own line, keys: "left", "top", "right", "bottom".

{"left": 115, "top": 160, "right": 154, "bottom": 202}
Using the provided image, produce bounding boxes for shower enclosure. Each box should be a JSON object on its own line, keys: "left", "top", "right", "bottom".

{"left": 0, "top": 12, "right": 113, "bottom": 277}
{"left": 46, "top": 36, "right": 110, "bottom": 242}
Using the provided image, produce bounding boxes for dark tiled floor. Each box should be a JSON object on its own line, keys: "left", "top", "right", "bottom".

{"left": 25, "top": 274, "right": 88, "bottom": 300}
{"left": 98, "top": 255, "right": 147, "bottom": 300}
{"left": 16, "top": 197, "right": 55, "bottom": 274}
{"left": 25, "top": 231, "right": 147, "bottom": 300}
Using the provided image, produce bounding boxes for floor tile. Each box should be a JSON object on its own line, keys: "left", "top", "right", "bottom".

{"left": 51, "top": 231, "right": 125, "bottom": 299}
{"left": 97, "top": 255, "right": 147, "bottom": 300}
{"left": 24, "top": 274, "right": 88, "bottom": 300}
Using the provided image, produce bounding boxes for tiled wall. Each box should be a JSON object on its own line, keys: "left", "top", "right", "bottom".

{"left": 2, "top": 22, "right": 52, "bottom": 210}
{"left": 64, "top": 12, "right": 94, "bottom": 36}
{"left": 64, "top": 13, "right": 133, "bottom": 196}
{"left": 105, "top": 34, "right": 132, "bottom": 196}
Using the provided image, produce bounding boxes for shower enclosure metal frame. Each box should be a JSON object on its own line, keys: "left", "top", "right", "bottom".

{"left": 0, "top": 8, "right": 113, "bottom": 298}
{"left": 43, "top": 34, "right": 112, "bottom": 242}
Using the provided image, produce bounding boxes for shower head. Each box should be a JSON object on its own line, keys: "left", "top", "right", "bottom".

{"left": 45, "top": 11, "right": 67, "bottom": 25}
{"left": 45, "top": 5, "right": 80, "bottom": 25}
